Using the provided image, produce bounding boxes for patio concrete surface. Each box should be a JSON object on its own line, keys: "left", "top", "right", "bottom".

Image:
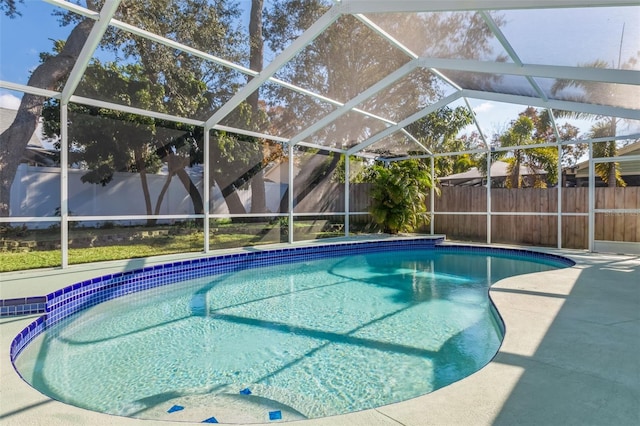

{"left": 1, "top": 242, "right": 638, "bottom": 426}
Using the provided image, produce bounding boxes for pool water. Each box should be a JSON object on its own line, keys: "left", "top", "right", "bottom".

{"left": 15, "top": 250, "right": 561, "bottom": 423}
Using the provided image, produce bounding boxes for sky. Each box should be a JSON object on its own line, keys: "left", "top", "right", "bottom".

{"left": 1, "top": 1, "right": 638, "bottom": 140}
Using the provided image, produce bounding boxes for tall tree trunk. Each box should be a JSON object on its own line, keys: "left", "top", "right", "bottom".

{"left": 607, "top": 161, "right": 617, "bottom": 187}
{"left": 154, "top": 174, "right": 173, "bottom": 216}
{"left": 218, "top": 179, "right": 247, "bottom": 214}
{"left": 248, "top": 0, "right": 267, "bottom": 213}
{"left": 154, "top": 154, "right": 184, "bottom": 220}
{"left": 607, "top": 120, "right": 618, "bottom": 188}
{"left": 510, "top": 155, "right": 521, "bottom": 189}
{"left": 174, "top": 168, "right": 204, "bottom": 215}
{"left": 209, "top": 135, "right": 248, "bottom": 215}
{"left": 0, "top": 17, "right": 95, "bottom": 216}
{"left": 134, "top": 148, "right": 156, "bottom": 226}
{"left": 293, "top": 151, "right": 341, "bottom": 207}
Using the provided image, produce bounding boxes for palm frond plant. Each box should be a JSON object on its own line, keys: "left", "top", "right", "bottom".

{"left": 369, "top": 160, "right": 438, "bottom": 234}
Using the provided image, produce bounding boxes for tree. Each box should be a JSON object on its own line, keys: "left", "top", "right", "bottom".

{"left": 590, "top": 120, "right": 626, "bottom": 187}
{"left": 514, "top": 107, "right": 584, "bottom": 169}
{"left": 265, "top": 1, "right": 438, "bottom": 149}
{"left": 492, "top": 114, "right": 558, "bottom": 188}
{"left": 405, "top": 106, "right": 475, "bottom": 177}
{"left": 0, "top": 0, "right": 261, "bottom": 215}
{"left": 264, "top": 2, "right": 506, "bottom": 170}
{"left": 0, "top": 0, "right": 97, "bottom": 216}
{"left": 487, "top": 106, "right": 591, "bottom": 188}
{"left": 2, "top": 0, "right": 249, "bottom": 217}
{"left": 0, "top": 0, "right": 21, "bottom": 17}
{"left": 108, "top": 0, "right": 271, "bottom": 216}
{"left": 366, "top": 10, "right": 508, "bottom": 92}
{"left": 209, "top": 129, "right": 260, "bottom": 214}
{"left": 247, "top": 0, "right": 267, "bottom": 213}
{"left": 369, "top": 160, "right": 437, "bottom": 234}
{"left": 41, "top": 60, "right": 206, "bottom": 223}
{"left": 263, "top": 3, "right": 505, "bottom": 215}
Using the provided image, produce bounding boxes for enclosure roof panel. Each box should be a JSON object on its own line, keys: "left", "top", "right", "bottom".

{"left": 0, "top": 0, "right": 638, "bottom": 160}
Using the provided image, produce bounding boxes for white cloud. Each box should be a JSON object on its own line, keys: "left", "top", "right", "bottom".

{"left": 0, "top": 93, "right": 21, "bottom": 110}
{"left": 473, "top": 102, "right": 494, "bottom": 114}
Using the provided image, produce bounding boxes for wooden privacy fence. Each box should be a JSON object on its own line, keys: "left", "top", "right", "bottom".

{"left": 341, "top": 185, "right": 639, "bottom": 249}
{"left": 433, "top": 186, "right": 639, "bottom": 249}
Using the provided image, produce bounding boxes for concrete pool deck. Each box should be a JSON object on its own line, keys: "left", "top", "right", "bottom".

{"left": 1, "top": 240, "right": 639, "bottom": 426}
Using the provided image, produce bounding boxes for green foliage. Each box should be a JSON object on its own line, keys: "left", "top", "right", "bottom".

{"left": 42, "top": 93, "right": 164, "bottom": 185}
{"left": 0, "top": 0, "right": 22, "bottom": 17}
{"left": 40, "top": 0, "right": 249, "bottom": 213}
{"left": 405, "top": 106, "right": 476, "bottom": 177}
{"left": 369, "top": 160, "right": 437, "bottom": 234}
{"left": 210, "top": 130, "right": 265, "bottom": 190}
{"left": 494, "top": 111, "right": 559, "bottom": 188}
{"left": 332, "top": 155, "right": 375, "bottom": 184}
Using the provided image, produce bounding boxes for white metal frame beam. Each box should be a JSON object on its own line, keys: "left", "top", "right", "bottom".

{"left": 0, "top": 81, "right": 60, "bottom": 98}
{"left": 69, "top": 95, "right": 205, "bottom": 126}
{"left": 353, "top": 14, "right": 487, "bottom": 150}
{"left": 42, "top": 0, "right": 638, "bottom": 156}
{"left": 43, "top": 0, "right": 99, "bottom": 18}
{"left": 347, "top": 92, "right": 462, "bottom": 155}
{"left": 480, "top": 11, "right": 549, "bottom": 101}
{"left": 343, "top": 0, "right": 640, "bottom": 13}
{"left": 204, "top": 6, "right": 342, "bottom": 130}
{"left": 60, "top": 0, "right": 122, "bottom": 103}
{"left": 47, "top": 0, "right": 381, "bottom": 131}
{"left": 420, "top": 58, "right": 638, "bottom": 86}
{"left": 288, "top": 60, "right": 420, "bottom": 146}
{"left": 461, "top": 89, "right": 640, "bottom": 120}
{"left": 69, "top": 95, "right": 290, "bottom": 144}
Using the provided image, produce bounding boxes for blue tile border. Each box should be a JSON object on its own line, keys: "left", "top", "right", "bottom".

{"left": 434, "top": 245, "right": 575, "bottom": 268}
{"left": 8, "top": 237, "right": 575, "bottom": 366}
{"left": 0, "top": 296, "right": 47, "bottom": 317}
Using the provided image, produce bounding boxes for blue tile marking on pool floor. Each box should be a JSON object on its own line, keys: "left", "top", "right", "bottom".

{"left": 202, "top": 417, "right": 219, "bottom": 423}
{"left": 240, "top": 387, "right": 252, "bottom": 395}
{"left": 9, "top": 237, "right": 575, "bottom": 366}
{"left": 167, "top": 405, "right": 184, "bottom": 413}
{"left": 269, "top": 410, "right": 282, "bottom": 421}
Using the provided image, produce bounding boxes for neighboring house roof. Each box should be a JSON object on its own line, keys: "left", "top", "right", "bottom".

{"left": 572, "top": 140, "right": 640, "bottom": 178}
{"left": 0, "top": 107, "right": 43, "bottom": 147}
{"left": 263, "top": 159, "right": 300, "bottom": 184}
{"left": 438, "top": 161, "right": 545, "bottom": 186}
{"left": 1, "top": 107, "right": 57, "bottom": 166}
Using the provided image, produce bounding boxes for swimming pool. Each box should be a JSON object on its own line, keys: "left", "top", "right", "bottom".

{"left": 11, "top": 238, "right": 574, "bottom": 424}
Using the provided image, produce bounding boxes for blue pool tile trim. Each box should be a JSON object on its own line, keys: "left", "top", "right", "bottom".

{"left": 0, "top": 296, "right": 47, "bottom": 317}
{"left": 434, "top": 245, "right": 576, "bottom": 268}
{"left": 9, "top": 237, "right": 575, "bottom": 365}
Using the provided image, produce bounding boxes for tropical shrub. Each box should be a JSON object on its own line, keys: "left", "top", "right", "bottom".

{"left": 369, "top": 160, "right": 437, "bottom": 234}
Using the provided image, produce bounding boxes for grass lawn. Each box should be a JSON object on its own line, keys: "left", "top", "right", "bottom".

{"left": 0, "top": 225, "right": 347, "bottom": 272}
